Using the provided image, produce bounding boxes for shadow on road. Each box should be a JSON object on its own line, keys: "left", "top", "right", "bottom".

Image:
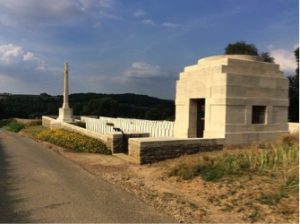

{"left": 0, "top": 135, "right": 32, "bottom": 223}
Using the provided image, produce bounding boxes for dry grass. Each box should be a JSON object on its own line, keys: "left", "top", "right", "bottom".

{"left": 168, "top": 134, "right": 298, "bottom": 182}
{"left": 163, "top": 134, "right": 299, "bottom": 222}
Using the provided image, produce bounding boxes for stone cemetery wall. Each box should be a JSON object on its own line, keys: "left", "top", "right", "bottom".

{"left": 128, "top": 137, "right": 225, "bottom": 164}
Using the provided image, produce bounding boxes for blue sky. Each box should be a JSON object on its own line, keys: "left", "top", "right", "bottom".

{"left": 0, "top": 0, "right": 298, "bottom": 99}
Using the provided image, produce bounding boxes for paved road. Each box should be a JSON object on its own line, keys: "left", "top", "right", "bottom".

{"left": 0, "top": 129, "right": 173, "bottom": 223}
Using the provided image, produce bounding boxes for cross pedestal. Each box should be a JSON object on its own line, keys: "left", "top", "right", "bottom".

{"left": 58, "top": 107, "right": 73, "bottom": 122}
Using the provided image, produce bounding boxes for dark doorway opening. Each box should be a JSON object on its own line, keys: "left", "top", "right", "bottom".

{"left": 252, "top": 105, "right": 266, "bottom": 124}
{"left": 196, "top": 99, "right": 205, "bottom": 138}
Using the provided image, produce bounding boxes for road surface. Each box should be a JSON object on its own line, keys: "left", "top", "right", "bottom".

{"left": 0, "top": 129, "right": 173, "bottom": 223}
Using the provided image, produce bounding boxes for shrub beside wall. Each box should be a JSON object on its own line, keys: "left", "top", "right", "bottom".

{"left": 24, "top": 126, "right": 111, "bottom": 154}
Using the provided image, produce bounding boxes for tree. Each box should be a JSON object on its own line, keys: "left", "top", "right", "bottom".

{"left": 225, "top": 41, "right": 274, "bottom": 63}
{"left": 258, "top": 52, "right": 274, "bottom": 63}
{"left": 288, "top": 47, "right": 299, "bottom": 122}
{"left": 225, "top": 41, "right": 258, "bottom": 55}
{"left": 83, "top": 98, "right": 119, "bottom": 117}
{"left": 40, "top": 93, "right": 50, "bottom": 97}
{"left": 145, "top": 108, "right": 163, "bottom": 120}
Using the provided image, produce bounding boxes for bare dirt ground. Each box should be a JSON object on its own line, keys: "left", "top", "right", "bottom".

{"left": 20, "top": 130, "right": 298, "bottom": 223}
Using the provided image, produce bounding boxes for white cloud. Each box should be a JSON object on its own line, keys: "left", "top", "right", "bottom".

{"left": 142, "top": 19, "right": 155, "bottom": 25}
{"left": 0, "top": 44, "right": 22, "bottom": 63}
{"left": 23, "top": 52, "right": 35, "bottom": 61}
{"left": 141, "top": 20, "right": 180, "bottom": 28}
{"left": 270, "top": 48, "right": 297, "bottom": 72}
{"left": 161, "top": 22, "right": 180, "bottom": 28}
{"left": 133, "top": 10, "right": 145, "bottom": 17}
{"left": 124, "top": 62, "right": 161, "bottom": 78}
{"left": 0, "top": 43, "right": 45, "bottom": 70}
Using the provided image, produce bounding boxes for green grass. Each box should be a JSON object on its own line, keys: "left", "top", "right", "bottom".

{"left": 0, "top": 119, "right": 25, "bottom": 132}
{"left": 168, "top": 135, "right": 299, "bottom": 182}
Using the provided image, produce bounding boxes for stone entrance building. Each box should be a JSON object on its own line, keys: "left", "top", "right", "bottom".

{"left": 174, "top": 55, "right": 289, "bottom": 144}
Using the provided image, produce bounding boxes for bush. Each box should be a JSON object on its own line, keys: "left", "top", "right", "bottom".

{"left": 0, "top": 119, "right": 25, "bottom": 132}
{"left": 0, "top": 119, "right": 14, "bottom": 127}
{"left": 35, "top": 128, "right": 111, "bottom": 154}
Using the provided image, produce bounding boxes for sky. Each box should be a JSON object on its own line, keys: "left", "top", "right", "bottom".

{"left": 0, "top": 0, "right": 298, "bottom": 99}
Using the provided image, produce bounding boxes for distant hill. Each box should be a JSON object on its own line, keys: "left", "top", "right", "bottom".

{"left": 0, "top": 93, "right": 175, "bottom": 121}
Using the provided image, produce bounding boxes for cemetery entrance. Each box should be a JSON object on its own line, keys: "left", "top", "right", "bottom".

{"left": 196, "top": 99, "right": 205, "bottom": 138}
{"left": 190, "top": 98, "right": 205, "bottom": 138}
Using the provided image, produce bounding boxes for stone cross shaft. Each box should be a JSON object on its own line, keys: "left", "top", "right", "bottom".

{"left": 63, "top": 63, "right": 70, "bottom": 109}
{"left": 57, "top": 62, "right": 73, "bottom": 122}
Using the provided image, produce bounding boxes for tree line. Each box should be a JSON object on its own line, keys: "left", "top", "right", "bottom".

{"left": 0, "top": 93, "right": 175, "bottom": 121}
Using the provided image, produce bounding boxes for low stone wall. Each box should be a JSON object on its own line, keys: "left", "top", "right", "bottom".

{"left": 42, "top": 116, "right": 52, "bottom": 128}
{"left": 288, "top": 122, "right": 299, "bottom": 133}
{"left": 128, "top": 137, "right": 225, "bottom": 164}
{"left": 107, "top": 133, "right": 150, "bottom": 154}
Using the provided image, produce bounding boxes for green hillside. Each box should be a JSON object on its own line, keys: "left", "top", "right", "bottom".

{"left": 0, "top": 93, "right": 175, "bottom": 121}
